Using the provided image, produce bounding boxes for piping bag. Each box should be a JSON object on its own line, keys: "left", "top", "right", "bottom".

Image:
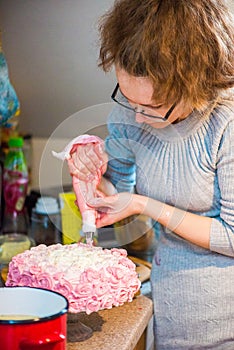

{"left": 52, "top": 135, "right": 104, "bottom": 245}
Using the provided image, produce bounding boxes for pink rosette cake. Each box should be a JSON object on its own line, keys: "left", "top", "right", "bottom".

{"left": 6, "top": 243, "right": 141, "bottom": 314}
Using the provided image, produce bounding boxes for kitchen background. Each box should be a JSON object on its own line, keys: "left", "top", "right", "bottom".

{"left": 0, "top": 0, "right": 233, "bottom": 189}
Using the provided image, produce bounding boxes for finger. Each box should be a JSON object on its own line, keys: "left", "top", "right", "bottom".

{"left": 94, "top": 143, "right": 108, "bottom": 174}
{"left": 95, "top": 208, "right": 125, "bottom": 228}
{"left": 72, "top": 146, "right": 96, "bottom": 176}
{"left": 95, "top": 213, "right": 114, "bottom": 228}
{"left": 96, "top": 189, "right": 105, "bottom": 198}
{"left": 67, "top": 158, "right": 89, "bottom": 181}
{"left": 67, "top": 157, "right": 80, "bottom": 176}
{"left": 87, "top": 196, "right": 115, "bottom": 209}
{"left": 72, "top": 143, "right": 108, "bottom": 177}
{"left": 80, "top": 144, "right": 100, "bottom": 173}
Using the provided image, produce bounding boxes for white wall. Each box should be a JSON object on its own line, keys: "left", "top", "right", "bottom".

{"left": 0, "top": 0, "right": 115, "bottom": 138}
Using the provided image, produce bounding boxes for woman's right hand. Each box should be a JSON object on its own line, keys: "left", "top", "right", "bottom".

{"left": 67, "top": 141, "right": 108, "bottom": 181}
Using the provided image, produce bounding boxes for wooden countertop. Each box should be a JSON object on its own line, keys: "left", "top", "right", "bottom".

{"left": 67, "top": 295, "right": 153, "bottom": 350}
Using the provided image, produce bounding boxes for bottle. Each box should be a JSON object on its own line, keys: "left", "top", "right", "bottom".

{"left": 2, "top": 137, "right": 29, "bottom": 234}
{"left": 30, "top": 196, "right": 61, "bottom": 246}
{"left": 1, "top": 112, "right": 20, "bottom": 156}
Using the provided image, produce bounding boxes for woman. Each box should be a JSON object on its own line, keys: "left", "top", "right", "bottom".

{"left": 68, "top": 0, "right": 234, "bottom": 348}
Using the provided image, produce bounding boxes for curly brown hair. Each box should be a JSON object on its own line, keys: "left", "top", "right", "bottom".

{"left": 98, "top": 0, "right": 234, "bottom": 109}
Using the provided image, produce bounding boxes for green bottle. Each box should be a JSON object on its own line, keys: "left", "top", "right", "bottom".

{"left": 3, "top": 137, "right": 29, "bottom": 234}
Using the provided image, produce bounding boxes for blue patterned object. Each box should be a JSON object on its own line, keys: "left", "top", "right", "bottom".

{"left": 0, "top": 51, "right": 20, "bottom": 126}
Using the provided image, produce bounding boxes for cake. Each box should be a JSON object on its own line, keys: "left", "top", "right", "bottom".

{"left": 6, "top": 243, "right": 141, "bottom": 314}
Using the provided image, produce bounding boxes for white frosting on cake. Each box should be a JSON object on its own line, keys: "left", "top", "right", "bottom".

{"left": 6, "top": 243, "right": 141, "bottom": 314}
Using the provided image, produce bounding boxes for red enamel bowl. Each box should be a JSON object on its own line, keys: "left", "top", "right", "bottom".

{"left": 0, "top": 287, "right": 68, "bottom": 350}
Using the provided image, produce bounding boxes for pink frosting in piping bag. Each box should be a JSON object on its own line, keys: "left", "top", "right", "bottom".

{"left": 52, "top": 134, "right": 104, "bottom": 233}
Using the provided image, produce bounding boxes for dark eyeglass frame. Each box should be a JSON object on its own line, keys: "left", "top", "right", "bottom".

{"left": 111, "top": 83, "right": 176, "bottom": 121}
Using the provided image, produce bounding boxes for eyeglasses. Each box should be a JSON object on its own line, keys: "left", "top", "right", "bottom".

{"left": 111, "top": 83, "right": 176, "bottom": 121}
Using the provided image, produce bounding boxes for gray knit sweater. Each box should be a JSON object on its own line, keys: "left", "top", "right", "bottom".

{"left": 104, "top": 92, "right": 234, "bottom": 349}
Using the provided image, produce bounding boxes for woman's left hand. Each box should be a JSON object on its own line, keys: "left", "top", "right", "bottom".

{"left": 87, "top": 192, "right": 139, "bottom": 227}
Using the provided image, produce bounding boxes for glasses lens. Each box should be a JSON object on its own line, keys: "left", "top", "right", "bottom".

{"left": 113, "top": 85, "right": 172, "bottom": 120}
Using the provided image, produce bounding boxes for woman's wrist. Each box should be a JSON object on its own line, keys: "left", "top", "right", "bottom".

{"left": 133, "top": 194, "right": 151, "bottom": 215}
{"left": 133, "top": 194, "right": 165, "bottom": 219}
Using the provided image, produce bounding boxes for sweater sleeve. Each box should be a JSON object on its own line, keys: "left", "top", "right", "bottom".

{"left": 104, "top": 106, "right": 136, "bottom": 193}
{"left": 210, "top": 118, "right": 234, "bottom": 257}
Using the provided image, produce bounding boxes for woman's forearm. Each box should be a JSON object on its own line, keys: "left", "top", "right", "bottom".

{"left": 136, "top": 194, "right": 212, "bottom": 249}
